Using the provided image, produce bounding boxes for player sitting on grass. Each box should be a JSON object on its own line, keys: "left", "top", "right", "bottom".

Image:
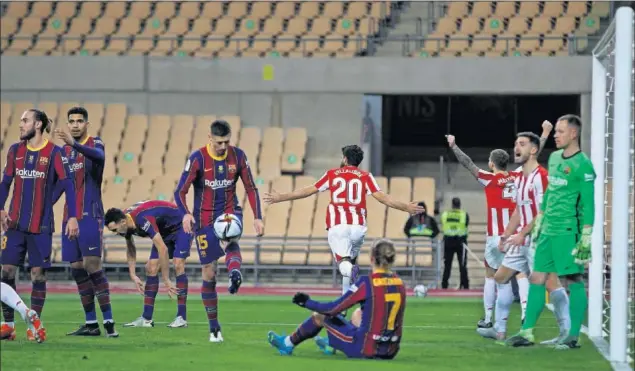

{"left": 267, "top": 239, "right": 406, "bottom": 360}
{"left": 104, "top": 201, "right": 183, "bottom": 328}
{"left": 0, "top": 282, "right": 46, "bottom": 343}
{"left": 506, "top": 115, "right": 596, "bottom": 350}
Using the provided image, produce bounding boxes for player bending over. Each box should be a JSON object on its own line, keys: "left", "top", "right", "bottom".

{"left": 175, "top": 119, "right": 264, "bottom": 342}
{"left": 0, "top": 282, "right": 46, "bottom": 342}
{"left": 0, "top": 109, "right": 79, "bottom": 341}
{"left": 264, "top": 145, "right": 423, "bottom": 297}
{"left": 104, "top": 200, "right": 183, "bottom": 328}
{"left": 477, "top": 131, "right": 569, "bottom": 344}
{"left": 447, "top": 121, "right": 551, "bottom": 329}
{"left": 268, "top": 239, "right": 406, "bottom": 359}
{"left": 506, "top": 115, "right": 595, "bottom": 349}
{"left": 52, "top": 106, "right": 118, "bottom": 337}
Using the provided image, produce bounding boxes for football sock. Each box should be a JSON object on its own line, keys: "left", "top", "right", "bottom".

{"left": 568, "top": 282, "right": 587, "bottom": 338}
{"left": 342, "top": 276, "right": 351, "bottom": 295}
{"left": 176, "top": 274, "right": 188, "bottom": 320}
{"left": 521, "top": 283, "right": 546, "bottom": 330}
{"left": 494, "top": 282, "right": 513, "bottom": 334}
{"left": 549, "top": 287, "right": 571, "bottom": 334}
{"left": 1, "top": 276, "right": 16, "bottom": 323}
{"left": 30, "top": 281, "right": 46, "bottom": 317}
{"left": 225, "top": 242, "right": 242, "bottom": 274}
{"left": 202, "top": 278, "right": 220, "bottom": 331}
{"left": 289, "top": 316, "right": 322, "bottom": 346}
{"left": 517, "top": 276, "right": 529, "bottom": 320}
{"left": 483, "top": 277, "right": 496, "bottom": 323}
{"left": 0, "top": 282, "right": 28, "bottom": 321}
{"left": 350, "top": 264, "right": 360, "bottom": 283}
{"left": 89, "top": 270, "right": 113, "bottom": 323}
{"left": 71, "top": 268, "right": 97, "bottom": 324}
{"left": 142, "top": 275, "right": 159, "bottom": 321}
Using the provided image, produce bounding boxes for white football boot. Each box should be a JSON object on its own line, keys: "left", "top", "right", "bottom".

{"left": 123, "top": 317, "right": 154, "bottom": 328}
{"left": 209, "top": 331, "right": 224, "bottom": 343}
{"left": 167, "top": 316, "right": 188, "bottom": 328}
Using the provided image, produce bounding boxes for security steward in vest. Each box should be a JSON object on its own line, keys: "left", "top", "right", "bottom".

{"left": 403, "top": 201, "right": 439, "bottom": 239}
{"left": 441, "top": 197, "right": 470, "bottom": 289}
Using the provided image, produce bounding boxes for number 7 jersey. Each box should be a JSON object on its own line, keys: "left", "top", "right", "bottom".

{"left": 314, "top": 166, "right": 381, "bottom": 229}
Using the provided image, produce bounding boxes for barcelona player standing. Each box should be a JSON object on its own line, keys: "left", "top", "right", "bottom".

{"left": 175, "top": 119, "right": 264, "bottom": 342}
{"left": 0, "top": 109, "right": 79, "bottom": 341}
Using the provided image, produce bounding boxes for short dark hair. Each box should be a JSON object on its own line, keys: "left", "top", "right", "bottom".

{"left": 210, "top": 120, "right": 231, "bottom": 137}
{"left": 452, "top": 197, "right": 461, "bottom": 208}
{"left": 489, "top": 149, "right": 509, "bottom": 170}
{"left": 516, "top": 131, "right": 541, "bottom": 148}
{"left": 67, "top": 106, "right": 88, "bottom": 121}
{"left": 371, "top": 239, "right": 396, "bottom": 267}
{"left": 342, "top": 145, "right": 364, "bottom": 167}
{"left": 28, "top": 109, "right": 52, "bottom": 134}
{"left": 558, "top": 114, "right": 582, "bottom": 128}
{"left": 104, "top": 208, "right": 126, "bottom": 226}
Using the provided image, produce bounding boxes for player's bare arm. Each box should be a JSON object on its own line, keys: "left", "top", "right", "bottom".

{"left": 238, "top": 152, "right": 265, "bottom": 236}
{"left": 446, "top": 135, "right": 481, "bottom": 178}
{"left": 151, "top": 234, "right": 178, "bottom": 298}
{"left": 175, "top": 157, "right": 198, "bottom": 234}
{"left": 537, "top": 120, "right": 553, "bottom": 155}
{"left": 125, "top": 235, "right": 144, "bottom": 294}
{"left": 55, "top": 150, "right": 80, "bottom": 239}
{"left": 264, "top": 186, "right": 319, "bottom": 205}
{"left": 371, "top": 191, "right": 425, "bottom": 215}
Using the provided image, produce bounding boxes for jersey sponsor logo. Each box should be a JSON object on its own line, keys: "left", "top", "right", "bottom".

{"left": 142, "top": 221, "right": 151, "bottom": 232}
{"left": 16, "top": 168, "right": 46, "bottom": 179}
{"left": 218, "top": 165, "right": 224, "bottom": 173}
{"left": 61, "top": 156, "right": 69, "bottom": 164}
{"left": 28, "top": 155, "right": 34, "bottom": 164}
{"left": 69, "top": 162, "right": 84, "bottom": 172}
{"left": 548, "top": 175, "right": 568, "bottom": 186}
{"left": 584, "top": 173, "right": 595, "bottom": 182}
{"left": 205, "top": 179, "right": 234, "bottom": 190}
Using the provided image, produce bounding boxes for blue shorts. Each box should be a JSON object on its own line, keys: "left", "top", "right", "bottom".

{"left": 194, "top": 225, "right": 226, "bottom": 265}
{"left": 149, "top": 229, "right": 192, "bottom": 260}
{"left": 1, "top": 229, "right": 53, "bottom": 268}
{"left": 323, "top": 315, "right": 364, "bottom": 358}
{"left": 62, "top": 217, "right": 104, "bottom": 262}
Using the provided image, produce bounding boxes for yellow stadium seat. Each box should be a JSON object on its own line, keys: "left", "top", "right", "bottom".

{"left": 80, "top": 2, "right": 103, "bottom": 19}
{"left": 152, "top": 175, "right": 176, "bottom": 203}
{"left": 446, "top": 2, "right": 469, "bottom": 18}
{"left": 471, "top": 2, "right": 493, "bottom": 18}
{"left": 412, "top": 177, "right": 436, "bottom": 215}
{"left": 126, "top": 175, "right": 153, "bottom": 205}
{"left": 518, "top": 2, "right": 540, "bottom": 18}
{"left": 494, "top": 2, "right": 516, "bottom": 18}
{"left": 590, "top": 2, "right": 610, "bottom": 17}
{"left": 542, "top": 2, "right": 564, "bottom": 17}
{"left": 6, "top": 2, "right": 29, "bottom": 18}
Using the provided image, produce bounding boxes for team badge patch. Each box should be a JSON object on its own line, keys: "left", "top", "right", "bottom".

{"left": 228, "top": 164, "right": 236, "bottom": 173}
{"left": 564, "top": 167, "right": 571, "bottom": 174}
{"left": 39, "top": 157, "right": 48, "bottom": 165}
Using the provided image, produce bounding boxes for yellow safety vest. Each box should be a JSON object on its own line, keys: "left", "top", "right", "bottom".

{"left": 441, "top": 209, "right": 468, "bottom": 237}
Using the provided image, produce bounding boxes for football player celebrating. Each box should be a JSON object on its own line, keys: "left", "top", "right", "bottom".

{"left": 264, "top": 145, "right": 423, "bottom": 296}
{"left": 268, "top": 239, "right": 406, "bottom": 360}
{"left": 104, "top": 201, "right": 183, "bottom": 328}
{"left": 175, "top": 119, "right": 264, "bottom": 342}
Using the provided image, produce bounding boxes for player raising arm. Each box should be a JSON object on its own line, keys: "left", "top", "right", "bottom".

{"left": 0, "top": 109, "right": 78, "bottom": 342}
{"left": 104, "top": 200, "right": 186, "bottom": 329}
{"left": 267, "top": 239, "right": 406, "bottom": 360}
{"left": 174, "top": 119, "right": 264, "bottom": 342}
{"left": 506, "top": 114, "right": 595, "bottom": 350}
{"left": 264, "top": 145, "right": 423, "bottom": 296}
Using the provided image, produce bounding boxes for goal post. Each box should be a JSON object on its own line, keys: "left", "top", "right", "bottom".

{"left": 589, "top": 6, "right": 634, "bottom": 369}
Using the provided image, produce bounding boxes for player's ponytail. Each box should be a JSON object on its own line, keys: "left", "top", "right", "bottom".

{"left": 28, "top": 109, "right": 52, "bottom": 134}
{"left": 371, "top": 238, "right": 396, "bottom": 268}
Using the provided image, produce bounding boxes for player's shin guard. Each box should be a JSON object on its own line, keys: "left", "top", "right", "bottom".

{"left": 483, "top": 278, "right": 496, "bottom": 323}
{"left": 225, "top": 242, "right": 242, "bottom": 273}
{"left": 494, "top": 282, "right": 513, "bottom": 334}
{"left": 201, "top": 278, "right": 220, "bottom": 331}
{"left": 1, "top": 276, "right": 16, "bottom": 323}
{"left": 30, "top": 281, "right": 46, "bottom": 317}
{"left": 521, "top": 284, "right": 546, "bottom": 330}
{"left": 89, "top": 270, "right": 113, "bottom": 322}
{"left": 517, "top": 276, "right": 529, "bottom": 320}
{"left": 289, "top": 316, "right": 322, "bottom": 346}
{"left": 176, "top": 274, "right": 188, "bottom": 320}
{"left": 567, "top": 282, "right": 587, "bottom": 338}
{"left": 549, "top": 287, "right": 571, "bottom": 334}
{"left": 142, "top": 276, "right": 159, "bottom": 320}
{"left": 71, "top": 268, "right": 97, "bottom": 324}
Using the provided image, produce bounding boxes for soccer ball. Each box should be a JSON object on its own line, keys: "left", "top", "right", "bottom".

{"left": 413, "top": 284, "right": 428, "bottom": 297}
{"left": 213, "top": 214, "right": 243, "bottom": 242}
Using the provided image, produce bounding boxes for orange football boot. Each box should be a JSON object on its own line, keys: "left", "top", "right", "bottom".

{"left": 0, "top": 323, "right": 16, "bottom": 341}
{"left": 25, "top": 310, "right": 46, "bottom": 343}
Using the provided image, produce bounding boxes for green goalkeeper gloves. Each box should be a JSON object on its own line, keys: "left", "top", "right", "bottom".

{"left": 529, "top": 214, "right": 543, "bottom": 249}
{"left": 572, "top": 226, "right": 593, "bottom": 265}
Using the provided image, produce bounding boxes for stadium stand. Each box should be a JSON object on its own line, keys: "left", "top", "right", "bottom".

{"left": 0, "top": 101, "right": 437, "bottom": 271}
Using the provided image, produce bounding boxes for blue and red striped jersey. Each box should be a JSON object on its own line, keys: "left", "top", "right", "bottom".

{"left": 58, "top": 136, "right": 105, "bottom": 221}
{"left": 0, "top": 140, "right": 77, "bottom": 234}
{"left": 125, "top": 200, "right": 184, "bottom": 240}
{"left": 174, "top": 145, "right": 262, "bottom": 229}
{"left": 304, "top": 270, "right": 407, "bottom": 358}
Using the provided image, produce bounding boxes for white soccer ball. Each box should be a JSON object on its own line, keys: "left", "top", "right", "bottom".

{"left": 213, "top": 214, "right": 243, "bottom": 242}
{"left": 413, "top": 284, "right": 428, "bottom": 297}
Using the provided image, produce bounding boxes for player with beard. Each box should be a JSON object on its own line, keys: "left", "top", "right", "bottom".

{"left": 0, "top": 109, "right": 79, "bottom": 341}
{"left": 52, "top": 106, "right": 118, "bottom": 337}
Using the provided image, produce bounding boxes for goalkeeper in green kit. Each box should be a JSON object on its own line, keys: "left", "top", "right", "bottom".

{"left": 506, "top": 114, "right": 595, "bottom": 350}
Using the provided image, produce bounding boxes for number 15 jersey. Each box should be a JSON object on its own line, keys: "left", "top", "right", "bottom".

{"left": 314, "top": 166, "right": 381, "bottom": 229}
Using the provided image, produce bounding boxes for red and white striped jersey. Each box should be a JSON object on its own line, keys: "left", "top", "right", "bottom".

{"left": 476, "top": 170, "right": 519, "bottom": 236}
{"left": 514, "top": 166, "right": 548, "bottom": 229}
{"left": 314, "top": 166, "right": 381, "bottom": 229}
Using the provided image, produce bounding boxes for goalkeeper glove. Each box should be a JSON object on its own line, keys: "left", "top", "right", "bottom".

{"left": 292, "top": 292, "right": 310, "bottom": 307}
{"left": 572, "top": 226, "right": 592, "bottom": 265}
{"left": 529, "top": 214, "right": 543, "bottom": 250}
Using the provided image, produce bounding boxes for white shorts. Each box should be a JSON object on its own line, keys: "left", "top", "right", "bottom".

{"left": 484, "top": 235, "right": 505, "bottom": 270}
{"left": 327, "top": 224, "right": 367, "bottom": 262}
{"left": 501, "top": 235, "right": 534, "bottom": 276}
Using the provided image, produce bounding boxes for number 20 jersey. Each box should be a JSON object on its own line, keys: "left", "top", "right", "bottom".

{"left": 476, "top": 170, "right": 519, "bottom": 236}
{"left": 314, "top": 166, "right": 381, "bottom": 229}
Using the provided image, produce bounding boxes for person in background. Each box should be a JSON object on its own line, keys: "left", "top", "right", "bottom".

{"left": 403, "top": 201, "right": 439, "bottom": 239}
{"left": 440, "top": 197, "right": 470, "bottom": 289}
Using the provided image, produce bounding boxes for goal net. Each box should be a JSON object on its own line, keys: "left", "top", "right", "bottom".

{"left": 589, "top": 6, "right": 634, "bottom": 370}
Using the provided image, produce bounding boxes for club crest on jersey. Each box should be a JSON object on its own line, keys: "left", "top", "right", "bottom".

{"left": 228, "top": 164, "right": 236, "bottom": 173}
{"left": 564, "top": 167, "right": 571, "bottom": 174}
{"left": 39, "top": 157, "right": 48, "bottom": 165}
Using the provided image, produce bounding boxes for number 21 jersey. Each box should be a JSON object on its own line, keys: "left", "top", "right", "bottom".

{"left": 314, "top": 166, "right": 381, "bottom": 229}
